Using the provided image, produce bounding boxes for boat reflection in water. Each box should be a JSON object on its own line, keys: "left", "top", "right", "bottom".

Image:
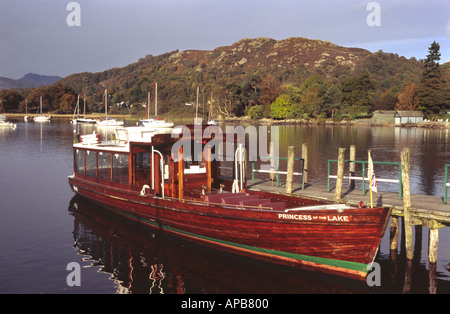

{"left": 68, "top": 196, "right": 371, "bottom": 294}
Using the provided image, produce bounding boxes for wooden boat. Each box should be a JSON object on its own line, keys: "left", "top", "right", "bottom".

{"left": 68, "top": 124, "right": 391, "bottom": 280}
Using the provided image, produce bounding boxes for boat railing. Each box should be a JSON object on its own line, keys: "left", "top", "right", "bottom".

{"left": 327, "top": 159, "right": 402, "bottom": 198}
{"left": 151, "top": 147, "right": 165, "bottom": 199}
{"left": 149, "top": 194, "right": 278, "bottom": 212}
{"left": 233, "top": 145, "right": 246, "bottom": 193}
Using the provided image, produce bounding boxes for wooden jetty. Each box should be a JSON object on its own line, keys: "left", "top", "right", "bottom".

{"left": 249, "top": 146, "right": 450, "bottom": 268}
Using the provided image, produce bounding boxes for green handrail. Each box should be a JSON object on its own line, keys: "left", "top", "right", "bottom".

{"left": 252, "top": 156, "right": 305, "bottom": 190}
{"left": 327, "top": 159, "right": 403, "bottom": 198}
{"left": 444, "top": 164, "right": 450, "bottom": 204}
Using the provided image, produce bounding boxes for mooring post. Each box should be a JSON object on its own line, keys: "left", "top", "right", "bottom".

{"left": 335, "top": 148, "right": 346, "bottom": 201}
{"left": 401, "top": 147, "right": 413, "bottom": 260}
{"left": 349, "top": 145, "right": 355, "bottom": 189}
{"left": 429, "top": 228, "right": 439, "bottom": 264}
{"left": 302, "top": 143, "right": 308, "bottom": 184}
{"left": 286, "top": 146, "right": 295, "bottom": 194}
{"left": 390, "top": 216, "right": 399, "bottom": 251}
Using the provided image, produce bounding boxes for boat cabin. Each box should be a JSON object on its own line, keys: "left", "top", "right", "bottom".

{"left": 73, "top": 125, "right": 243, "bottom": 200}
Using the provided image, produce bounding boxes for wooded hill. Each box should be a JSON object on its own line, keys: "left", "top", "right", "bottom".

{"left": 4, "top": 37, "right": 448, "bottom": 119}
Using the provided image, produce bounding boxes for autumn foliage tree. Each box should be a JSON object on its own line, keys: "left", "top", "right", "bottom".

{"left": 395, "top": 83, "right": 420, "bottom": 111}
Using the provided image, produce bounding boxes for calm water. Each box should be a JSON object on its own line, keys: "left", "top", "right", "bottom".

{"left": 1, "top": 119, "right": 450, "bottom": 294}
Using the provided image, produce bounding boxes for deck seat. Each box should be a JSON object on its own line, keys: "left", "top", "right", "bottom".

{"left": 221, "top": 195, "right": 259, "bottom": 205}
{"left": 239, "top": 199, "right": 272, "bottom": 208}
{"left": 264, "top": 202, "right": 286, "bottom": 211}
{"left": 204, "top": 192, "right": 244, "bottom": 203}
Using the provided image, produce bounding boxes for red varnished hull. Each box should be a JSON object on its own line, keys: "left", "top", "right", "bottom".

{"left": 68, "top": 174, "right": 390, "bottom": 280}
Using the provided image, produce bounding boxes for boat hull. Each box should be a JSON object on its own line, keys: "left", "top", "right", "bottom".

{"left": 68, "top": 175, "right": 390, "bottom": 280}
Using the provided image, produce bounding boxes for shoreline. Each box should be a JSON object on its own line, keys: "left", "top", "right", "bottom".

{"left": 4, "top": 113, "right": 450, "bottom": 129}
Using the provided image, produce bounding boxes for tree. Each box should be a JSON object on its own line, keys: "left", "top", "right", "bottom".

{"left": 248, "top": 105, "right": 263, "bottom": 119}
{"left": 422, "top": 41, "right": 441, "bottom": 81}
{"left": 416, "top": 41, "right": 450, "bottom": 114}
{"left": 59, "top": 93, "right": 77, "bottom": 113}
{"left": 0, "top": 90, "right": 23, "bottom": 112}
{"left": 301, "top": 83, "right": 322, "bottom": 117}
{"left": 322, "top": 83, "right": 341, "bottom": 118}
{"left": 259, "top": 75, "right": 282, "bottom": 117}
{"left": 270, "top": 94, "right": 292, "bottom": 119}
{"left": 340, "top": 73, "right": 376, "bottom": 114}
{"left": 395, "top": 83, "right": 420, "bottom": 111}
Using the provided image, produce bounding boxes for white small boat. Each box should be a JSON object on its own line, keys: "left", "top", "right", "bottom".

{"left": 34, "top": 115, "right": 51, "bottom": 122}
{"left": 34, "top": 97, "right": 51, "bottom": 122}
{"left": 139, "top": 83, "right": 173, "bottom": 129}
{"left": 72, "top": 95, "right": 96, "bottom": 124}
{"left": 96, "top": 118, "right": 124, "bottom": 127}
{"left": 74, "top": 118, "right": 96, "bottom": 124}
{"left": 0, "top": 119, "right": 17, "bottom": 129}
{"left": 96, "top": 89, "right": 124, "bottom": 127}
{"left": 24, "top": 99, "right": 29, "bottom": 122}
{"left": 140, "top": 118, "right": 174, "bottom": 129}
{"left": 207, "top": 119, "right": 219, "bottom": 126}
{"left": 206, "top": 94, "right": 219, "bottom": 125}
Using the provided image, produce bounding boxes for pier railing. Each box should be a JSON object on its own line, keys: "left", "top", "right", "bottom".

{"left": 327, "top": 159, "right": 403, "bottom": 198}
{"left": 251, "top": 157, "right": 305, "bottom": 190}
{"left": 444, "top": 164, "right": 450, "bottom": 204}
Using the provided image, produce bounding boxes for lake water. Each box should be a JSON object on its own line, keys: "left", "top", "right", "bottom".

{"left": 1, "top": 119, "right": 449, "bottom": 295}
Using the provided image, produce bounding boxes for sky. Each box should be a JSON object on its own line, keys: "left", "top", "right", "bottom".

{"left": 0, "top": 0, "right": 449, "bottom": 79}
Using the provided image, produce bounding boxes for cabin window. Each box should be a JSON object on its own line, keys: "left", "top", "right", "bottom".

{"left": 75, "top": 149, "right": 85, "bottom": 174}
{"left": 98, "top": 152, "right": 111, "bottom": 181}
{"left": 113, "top": 154, "right": 129, "bottom": 184}
{"left": 85, "top": 150, "right": 97, "bottom": 177}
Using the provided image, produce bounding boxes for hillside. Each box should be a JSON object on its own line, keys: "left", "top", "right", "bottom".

{"left": 56, "top": 37, "right": 423, "bottom": 117}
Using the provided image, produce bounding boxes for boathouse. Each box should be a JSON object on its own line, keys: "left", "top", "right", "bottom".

{"left": 369, "top": 110, "right": 396, "bottom": 124}
{"left": 394, "top": 111, "right": 424, "bottom": 125}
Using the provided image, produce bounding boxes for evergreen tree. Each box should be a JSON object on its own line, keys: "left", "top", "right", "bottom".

{"left": 416, "top": 41, "right": 450, "bottom": 114}
{"left": 422, "top": 41, "right": 441, "bottom": 81}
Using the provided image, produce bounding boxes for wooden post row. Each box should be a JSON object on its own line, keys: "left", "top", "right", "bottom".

{"left": 335, "top": 148, "right": 346, "bottom": 201}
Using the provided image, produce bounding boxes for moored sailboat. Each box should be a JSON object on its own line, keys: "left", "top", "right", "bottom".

{"left": 139, "top": 83, "right": 174, "bottom": 129}
{"left": 34, "top": 96, "right": 51, "bottom": 122}
{"left": 72, "top": 95, "right": 96, "bottom": 124}
{"left": 96, "top": 89, "right": 124, "bottom": 127}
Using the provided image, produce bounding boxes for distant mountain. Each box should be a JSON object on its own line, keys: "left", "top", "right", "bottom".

{"left": 0, "top": 73, "right": 62, "bottom": 90}
{"left": 20, "top": 73, "right": 62, "bottom": 87}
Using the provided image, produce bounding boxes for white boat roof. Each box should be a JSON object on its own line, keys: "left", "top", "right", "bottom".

{"left": 73, "top": 141, "right": 130, "bottom": 152}
{"left": 73, "top": 125, "right": 181, "bottom": 152}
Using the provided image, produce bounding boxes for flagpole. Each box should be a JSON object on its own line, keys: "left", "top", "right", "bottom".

{"left": 368, "top": 150, "right": 373, "bottom": 208}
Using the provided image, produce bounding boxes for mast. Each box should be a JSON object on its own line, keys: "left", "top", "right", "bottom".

{"left": 155, "top": 82, "right": 157, "bottom": 118}
{"left": 104, "top": 89, "right": 107, "bottom": 118}
{"left": 77, "top": 95, "right": 80, "bottom": 116}
{"left": 195, "top": 86, "right": 199, "bottom": 121}
{"left": 147, "top": 92, "right": 150, "bottom": 119}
